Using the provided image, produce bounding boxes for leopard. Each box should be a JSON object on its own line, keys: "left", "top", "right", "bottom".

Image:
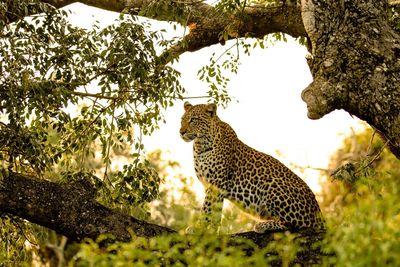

{"left": 179, "top": 101, "right": 325, "bottom": 233}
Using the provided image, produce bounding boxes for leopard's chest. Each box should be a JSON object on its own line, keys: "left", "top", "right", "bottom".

{"left": 193, "top": 150, "right": 215, "bottom": 183}
{"left": 193, "top": 149, "right": 230, "bottom": 189}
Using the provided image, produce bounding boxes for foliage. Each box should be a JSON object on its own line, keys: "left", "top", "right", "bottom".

{"left": 319, "top": 127, "right": 400, "bottom": 266}
{"left": 0, "top": 0, "right": 184, "bottom": 203}
{"left": 197, "top": 49, "right": 236, "bottom": 106}
{"left": 138, "top": 0, "right": 188, "bottom": 26}
{"left": 0, "top": 216, "right": 33, "bottom": 266}
{"left": 322, "top": 171, "right": 400, "bottom": 266}
{"left": 70, "top": 232, "right": 301, "bottom": 267}
{"left": 216, "top": 0, "right": 287, "bottom": 11}
{"left": 0, "top": 0, "right": 184, "bottom": 264}
{"left": 321, "top": 126, "right": 399, "bottom": 208}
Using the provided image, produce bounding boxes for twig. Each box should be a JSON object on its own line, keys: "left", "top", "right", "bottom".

{"left": 360, "top": 139, "right": 389, "bottom": 172}
{"left": 12, "top": 219, "right": 38, "bottom": 247}
{"left": 215, "top": 42, "right": 238, "bottom": 63}
{"left": 69, "top": 91, "right": 119, "bottom": 101}
{"left": 181, "top": 95, "right": 209, "bottom": 99}
{"left": 103, "top": 100, "right": 116, "bottom": 189}
{"left": 172, "top": 0, "right": 206, "bottom": 4}
{"left": 366, "top": 130, "right": 376, "bottom": 156}
{"left": 290, "top": 163, "right": 330, "bottom": 173}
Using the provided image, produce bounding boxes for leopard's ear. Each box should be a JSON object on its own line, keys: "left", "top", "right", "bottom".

{"left": 184, "top": 101, "right": 193, "bottom": 111}
{"left": 206, "top": 103, "right": 217, "bottom": 116}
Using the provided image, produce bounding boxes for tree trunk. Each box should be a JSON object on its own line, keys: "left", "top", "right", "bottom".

{"left": 300, "top": 0, "right": 400, "bottom": 158}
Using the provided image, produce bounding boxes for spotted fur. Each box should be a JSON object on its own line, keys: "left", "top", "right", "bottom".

{"left": 180, "top": 102, "right": 325, "bottom": 232}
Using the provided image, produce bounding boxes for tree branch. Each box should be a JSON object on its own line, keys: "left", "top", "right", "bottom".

{"left": 157, "top": 3, "right": 305, "bottom": 62}
{"left": 0, "top": 172, "right": 174, "bottom": 241}
{"left": 3, "top": 1, "right": 305, "bottom": 63}
{"left": 42, "top": 0, "right": 124, "bottom": 13}
{"left": 69, "top": 90, "right": 119, "bottom": 100}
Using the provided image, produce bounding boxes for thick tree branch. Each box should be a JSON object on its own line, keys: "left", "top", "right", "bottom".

{"left": 44, "top": 0, "right": 124, "bottom": 13}
{"left": 0, "top": 172, "right": 175, "bottom": 241}
{"left": 159, "top": 4, "right": 306, "bottom": 62}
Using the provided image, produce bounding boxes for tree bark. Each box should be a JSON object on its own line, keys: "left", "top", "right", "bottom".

{"left": 300, "top": 0, "right": 400, "bottom": 158}
{"left": 0, "top": 172, "right": 175, "bottom": 242}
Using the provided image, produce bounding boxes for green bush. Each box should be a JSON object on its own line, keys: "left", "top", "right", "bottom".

{"left": 322, "top": 170, "right": 400, "bottom": 266}
{"left": 70, "top": 233, "right": 281, "bottom": 267}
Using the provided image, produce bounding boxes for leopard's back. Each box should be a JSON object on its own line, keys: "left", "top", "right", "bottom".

{"left": 226, "top": 139, "right": 324, "bottom": 228}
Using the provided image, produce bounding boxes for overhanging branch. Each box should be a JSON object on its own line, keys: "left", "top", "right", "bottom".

{"left": 4, "top": 1, "right": 305, "bottom": 63}
{"left": 159, "top": 3, "right": 306, "bottom": 62}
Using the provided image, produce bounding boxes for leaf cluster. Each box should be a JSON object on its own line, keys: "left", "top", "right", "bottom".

{"left": 322, "top": 170, "right": 400, "bottom": 266}
{"left": 0, "top": 2, "right": 185, "bottom": 208}
{"left": 138, "top": 0, "right": 189, "bottom": 26}
{"left": 70, "top": 232, "right": 297, "bottom": 267}
{"left": 318, "top": 127, "right": 400, "bottom": 265}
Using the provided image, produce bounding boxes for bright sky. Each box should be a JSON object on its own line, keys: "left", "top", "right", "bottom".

{"left": 65, "top": 3, "right": 364, "bottom": 195}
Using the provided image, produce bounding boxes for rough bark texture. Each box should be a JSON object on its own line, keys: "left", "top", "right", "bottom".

{"left": 0, "top": 172, "right": 325, "bottom": 264}
{"left": 0, "top": 172, "right": 175, "bottom": 242}
{"left": 300, "top": 0, "right": 400, "bottom": 158}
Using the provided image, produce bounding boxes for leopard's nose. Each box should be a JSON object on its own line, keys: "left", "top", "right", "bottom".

{"left": 179, "top": 128, "right": 186, "bottom": 136}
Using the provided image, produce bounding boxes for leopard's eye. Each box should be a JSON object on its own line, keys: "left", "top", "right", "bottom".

{"left": 189, "top": 118, "right": 197, "bottom": 123}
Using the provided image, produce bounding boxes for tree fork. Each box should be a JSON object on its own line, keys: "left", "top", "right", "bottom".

{"left": 300, "top": 0, "right": 400, "bottom": 158}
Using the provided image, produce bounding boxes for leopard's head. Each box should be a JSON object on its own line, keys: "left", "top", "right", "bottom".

{"left": 179, "top": 101, "right": 217, "bottom": 142}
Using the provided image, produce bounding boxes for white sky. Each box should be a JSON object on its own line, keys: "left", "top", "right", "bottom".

{"left": 65, "top": 3, "right": 364, "bottom": 194}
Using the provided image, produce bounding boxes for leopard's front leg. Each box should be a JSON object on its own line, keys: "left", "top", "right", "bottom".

{"left": 185, "top": 186, "right": 224, "bottom": 234}
{"left": 201, "top": 186, "right": 225, "bottom": 231}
